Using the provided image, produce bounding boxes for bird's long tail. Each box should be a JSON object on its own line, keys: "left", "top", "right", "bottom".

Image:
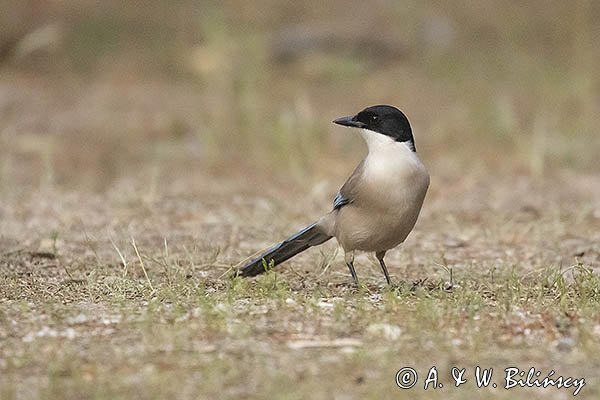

{"left": 238, "top": 222, "right": 333, "bottom": 277}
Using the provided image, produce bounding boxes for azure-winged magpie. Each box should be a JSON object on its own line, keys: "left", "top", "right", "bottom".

{"left": 238, "top": 105, "right": 429, "bottom": 284}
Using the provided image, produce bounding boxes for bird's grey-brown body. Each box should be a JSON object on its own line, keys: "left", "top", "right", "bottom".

{"left": 239, "top": 105, "right": 429, "bottom": 284}
{"left": 318, "top": 130, "right": 429, "bottom": 254}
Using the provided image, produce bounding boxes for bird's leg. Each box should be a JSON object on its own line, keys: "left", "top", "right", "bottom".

{"left": 375, "top": 251, "right": 391, "bottom": 285}
{"left": 344, "top": 251, "right": 358, "bottom": 284}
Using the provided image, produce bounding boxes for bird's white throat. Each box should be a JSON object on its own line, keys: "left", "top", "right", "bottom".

{"left": 360, "top": 128, "right": 422, "bottom": 182}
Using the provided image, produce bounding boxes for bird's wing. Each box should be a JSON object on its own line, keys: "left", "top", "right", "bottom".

{"left": 332, "top": 160, "right": 365, "bottom": 210}
{"left": 333, "top": 191, "right": 351, "bottom": 210}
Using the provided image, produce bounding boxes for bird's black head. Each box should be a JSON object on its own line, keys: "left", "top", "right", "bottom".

{"left": 333, "top": 105, "right": 415, "bottom": 151}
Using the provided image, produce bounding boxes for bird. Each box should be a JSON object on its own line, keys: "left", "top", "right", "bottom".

{"left": 238, "top": 105, "right": 429, "bottom": 284}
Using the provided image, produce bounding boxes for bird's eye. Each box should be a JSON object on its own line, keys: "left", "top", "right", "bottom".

{"left": 371, "top": 115, "right": 378, "bottom": 121}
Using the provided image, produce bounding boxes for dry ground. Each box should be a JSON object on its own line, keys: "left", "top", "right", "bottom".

{"left": 1, "top": 1, "right": 600, "bottom": 399}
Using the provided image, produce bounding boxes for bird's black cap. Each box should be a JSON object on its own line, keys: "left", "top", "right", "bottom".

{"left": 333, "top": 105, "right": 415, "bottom": 150}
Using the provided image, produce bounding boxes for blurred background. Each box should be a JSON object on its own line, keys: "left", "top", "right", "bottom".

{"left": 1, "top": 0, "right": 598, "bottom": 194}
{"left": 1, "top": 4, "right": 599, "bottom": 398}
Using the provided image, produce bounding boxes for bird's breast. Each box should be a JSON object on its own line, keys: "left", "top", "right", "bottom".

{"left": 334, "top": 153, "right": 428, "bottom": 251}
{"left": 361, "top": 146, "right": 429, "bottom": 205}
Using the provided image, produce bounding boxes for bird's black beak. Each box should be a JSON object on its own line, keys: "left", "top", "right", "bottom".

{"left": 333, "top": 115, "right": 366, "bottom": 128}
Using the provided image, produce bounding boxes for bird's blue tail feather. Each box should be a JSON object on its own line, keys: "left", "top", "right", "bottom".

{"left": 238, "top": 222, "right": 332, "bottom": 277}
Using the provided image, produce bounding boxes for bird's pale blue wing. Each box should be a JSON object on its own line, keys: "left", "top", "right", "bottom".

{"left": 332, "top": 159, "right": 365, "bottom": 210}
{"left": 333, "top": 191, "right": 351, "bottom": 210}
